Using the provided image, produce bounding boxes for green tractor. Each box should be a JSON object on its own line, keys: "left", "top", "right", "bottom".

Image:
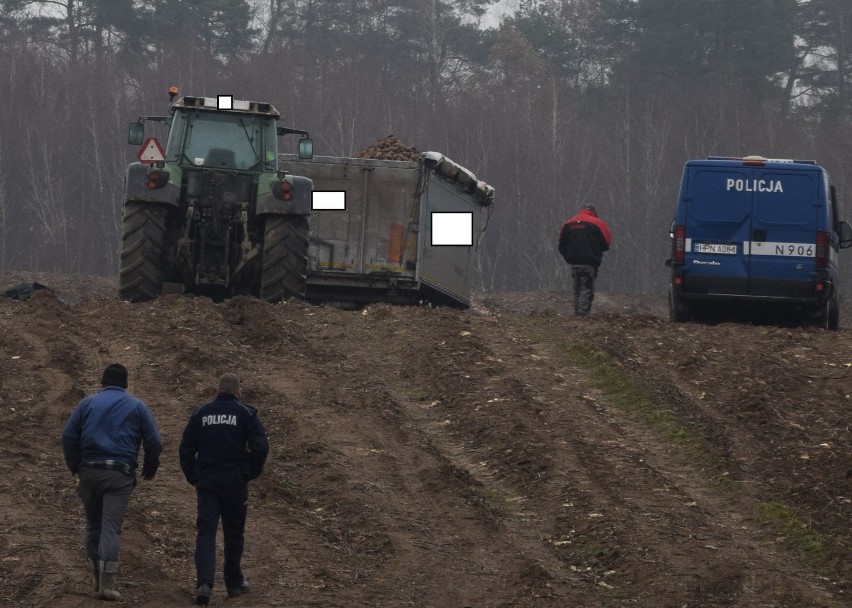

{"left": 120, "top": 88, "right": 314, "bottom": 302}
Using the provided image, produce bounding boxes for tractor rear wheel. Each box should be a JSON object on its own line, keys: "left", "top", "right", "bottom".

{"left": 259, "top": 214, "right": 309, "bottom": 302}
{"left": 119, "top": 202, "right": 169, "bottom": 302}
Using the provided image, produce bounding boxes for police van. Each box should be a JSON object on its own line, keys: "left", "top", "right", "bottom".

{"left": 668, "top": 156, "right": 852, "bottom": 328}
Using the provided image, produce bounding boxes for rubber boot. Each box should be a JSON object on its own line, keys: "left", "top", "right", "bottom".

{"left": 89, "top": 557, "right": 100, "bottom": 594}
{"left": 98, "top": 561, "right": 121, "bottom": 601}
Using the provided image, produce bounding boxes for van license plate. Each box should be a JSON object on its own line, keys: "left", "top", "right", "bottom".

{"left": 695, "top": 243, "right": 737, "bottom": 255}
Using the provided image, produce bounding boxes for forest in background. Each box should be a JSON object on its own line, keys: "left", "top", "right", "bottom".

{"left": 1, "top": 0, "right": 851, "bottom": 295}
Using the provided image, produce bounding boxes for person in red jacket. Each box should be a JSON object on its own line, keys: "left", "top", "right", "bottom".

{"left": 558, "top": 204, "right": 613, "bottom": 315}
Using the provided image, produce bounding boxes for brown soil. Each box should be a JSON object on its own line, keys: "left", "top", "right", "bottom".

{"left": 0, "top": 272, "right": 849, "bottom": 607}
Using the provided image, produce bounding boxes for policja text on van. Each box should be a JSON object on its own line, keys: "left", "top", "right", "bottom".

{"left": 726, "top": 178, "right": 783, "bottom": 193}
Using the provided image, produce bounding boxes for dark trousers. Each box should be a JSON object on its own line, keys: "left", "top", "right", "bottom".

{"left": 78, "top": 467, "right": 135, "bottom": 562}
{"left": 571, "top": 264, "right": 597, "bottom": 315}
{"left": 195, "top": 469, "right": 248, "bottom": 589}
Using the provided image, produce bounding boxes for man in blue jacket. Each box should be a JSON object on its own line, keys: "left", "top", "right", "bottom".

{"left": 62, "top": 363, "right": 162, "bottom": 601}
{"left": 179, "top": 373, "right": 269, "bottom": 606}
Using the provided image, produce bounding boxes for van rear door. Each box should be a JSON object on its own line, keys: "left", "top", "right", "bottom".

{"left": 684, "top": 166, "right": 752, "bottom": 295}
{"left": 747, "top": 168, "right": 819, "bottom": 297}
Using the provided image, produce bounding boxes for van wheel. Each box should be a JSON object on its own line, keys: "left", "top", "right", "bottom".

{"left": 669, "top": 287, "right": 691, "bottom": 323}
{"left": 822, "top": 294, "right": 840, "bottom": 330}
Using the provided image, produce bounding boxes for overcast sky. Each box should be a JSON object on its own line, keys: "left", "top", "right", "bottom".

{"left": 482, "top": 0, "right": 519, "bottom": 28}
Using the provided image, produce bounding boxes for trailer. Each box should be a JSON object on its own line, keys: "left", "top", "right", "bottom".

{"left": 279, "top": 152, "right": 495, "bottom": 308}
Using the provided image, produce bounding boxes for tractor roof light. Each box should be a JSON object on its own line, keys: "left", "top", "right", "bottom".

{"left": 173, "top": 94, "right": 280, "bottom": 117}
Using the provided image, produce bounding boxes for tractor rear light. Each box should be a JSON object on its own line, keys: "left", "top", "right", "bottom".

{"left": 673, "top": 225, "right": 686, "bottom": 265}
{"left": 271, "top": 179, "right": 293, "bottom": 201}
{"left": 146, "top": 170, "right": 169, "bottom": 189}
{"left": 815, "top": 230, "right": 829, "bottom": 270}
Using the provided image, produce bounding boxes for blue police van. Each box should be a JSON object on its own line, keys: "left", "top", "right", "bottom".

{"left": 668, "top": 156, "right": 852, "bottom": 329}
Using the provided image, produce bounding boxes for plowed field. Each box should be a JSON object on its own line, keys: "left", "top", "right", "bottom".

{"left": 0, "top": 272, "right": 848, "bottom": 607}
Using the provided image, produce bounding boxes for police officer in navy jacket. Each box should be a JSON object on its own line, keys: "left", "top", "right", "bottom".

{"left": 179, "top": 373, "right": 269, "bottom": 605}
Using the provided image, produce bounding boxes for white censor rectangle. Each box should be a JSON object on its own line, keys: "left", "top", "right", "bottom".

{"left": 312, "top": 191, "right": 346, "bottom": 210}
{"left": 218, "top": 95, "right": 233, "bottom": 110}
{"left": 431, "top": 212, "right": 473, "bottom": 246}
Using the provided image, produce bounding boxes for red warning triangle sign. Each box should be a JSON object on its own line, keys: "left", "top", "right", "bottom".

{"left": 138, "top": 137, "right": 166, "bottom": 164}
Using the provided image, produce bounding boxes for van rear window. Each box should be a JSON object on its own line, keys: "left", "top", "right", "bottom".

{"left": 690, "top": 169, "right": 749, "bottom": 222}
{"left": 753, "top": 172, "right": 816, "bottom": 226}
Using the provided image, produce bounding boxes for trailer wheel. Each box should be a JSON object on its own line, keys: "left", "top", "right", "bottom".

{"left": 259, "top": 214, "right": 309, "bottom": 302}
{"left": 119, "top": 201, "right": 168, "bottom": 302}
{"left": 669, "top": 287, "right": 691, "bottom": 323}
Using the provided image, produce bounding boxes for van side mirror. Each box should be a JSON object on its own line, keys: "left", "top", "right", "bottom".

{"left": 838, "top": 221, "right": 852, "bottom": 249}
{"left": 128, "top": 122, "right": 145, "bottom": 146}
{"left": 298, "top": 138, "right": 313, "bottom": 160}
